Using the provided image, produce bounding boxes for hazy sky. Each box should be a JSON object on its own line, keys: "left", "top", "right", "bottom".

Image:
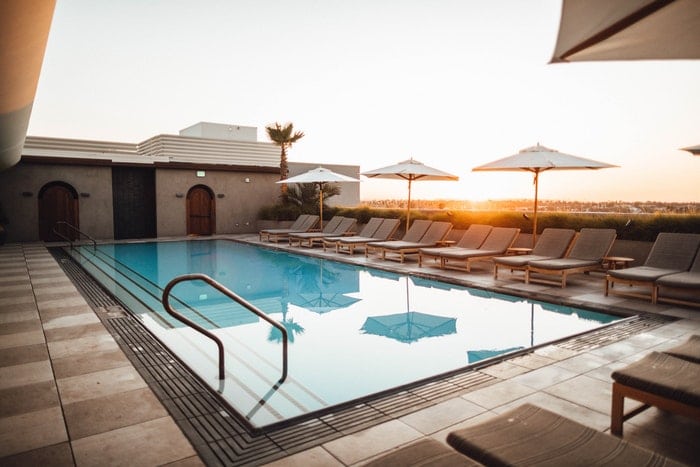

{"left": 28, "top": 0, "right": 700, "bottom": 202}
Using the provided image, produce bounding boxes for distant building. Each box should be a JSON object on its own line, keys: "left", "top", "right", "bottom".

{"left": 0, "top": 122, "right": 359, "bottom": 242}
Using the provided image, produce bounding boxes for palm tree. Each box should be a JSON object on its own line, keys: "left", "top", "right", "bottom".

{"left": 286, "top": 183, "right": 341, "bottom": 215}
{"left": 265, "top": 122, "right": 305, "bottom": 198}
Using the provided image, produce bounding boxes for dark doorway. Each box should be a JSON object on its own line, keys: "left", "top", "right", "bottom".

{"left": 38, "top": 182, "right": 79, "bottom": 241}
{"left": 187, "top": 185, "right": 215, "bottom": 235}
{"left": 112, "top": 167, "right": 157, "bottom": 239}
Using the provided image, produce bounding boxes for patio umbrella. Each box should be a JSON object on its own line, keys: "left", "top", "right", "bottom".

{"left": 362, "top": 158, "right": 458, "bottom": 231}
{"left": 472, "top": 144, "right": 617, "bottom": 247}
{"left": 682, "top": 144, "right": 700, "bottom": 156}
{"left": 277, "top": 167, "right": 360, "bottom": 229}
{"left": 550, "top": 0, "right": 700, "bottom": 63}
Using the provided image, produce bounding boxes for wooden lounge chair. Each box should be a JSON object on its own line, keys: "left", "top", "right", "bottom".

{"left": 448, "top": 403, "right": 682, "bottom": 466}
{"left": 367, "top": 403, "right": 682, "bottom": 466}
{"left": 288, "top": 216, "right": 356, "bottom": 247}
{"left": 417, "top": 224, "right": 492, "bottom": 267}
{"left": 611, "top": 351, "right": 700, "bottom": 437}
{"left": 654, "top": 241, "right": 700, "bottom": 307}
{"left": 321, "top": 217, "right": 383, "bottom": 252}
{"left": 526, "top": 228, "right": 616, "bottom": 287}
{"left": 605, "top": 232, "right": 700, "bottom": 303}
{"left": 364, "top": 219, "right": 432, "bottom": 259}
{"left": 366, "top": 221, "right": 452, "bottom": 263}
{"left": 492, "top": 228, "right": 576, "bottom": 280}
{"left": 259, "top": 214, "right": 319, "bottom": 243}
{"left": 330, "top": 218, "right": 401, "bottom": 255}
{"left": 429, "top": 227, "right": 520, "bottom": 272}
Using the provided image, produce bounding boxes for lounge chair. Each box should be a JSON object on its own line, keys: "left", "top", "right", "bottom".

{"left": 611, "top": 351, "right": 700, "bottom": 437}
{"left": 417, "top": 224, "right": 492, "bottom": 267}
{"left": 367, "top": 403, "right": 681, "bottom": 466}
{"left": 492, "top": 227, "right": 576, "bottom": 280}
{"left": 363, "top": 219, "right": 432, "bottom": 258}
{"left": 330, "top": 218, "right": 401, "bottom": 255}
{"left": 259, "top": 214, "right": 319, "bottom": 243}
{"left": 288, "top": 216, "right": 357, "bottom": 247}
{"left": 366, "top": 221, "right": 452, "bottom": 263}
{"left": 426, "top": 227, "right": 520, "bottom": 272}
{"left": 654, "top": 240, "right": 700, "bottom": 307}
{"left": 662, "top": 334, "right": 700, "bottom": 364}
{"left": 525, "top": 228, "right": 617, "bottom": 287}
{"left": 605, "top": 232, "right": 700, "bottom": 303}
{"left": 321, "top": 217, "right": 384, "bottom": 252}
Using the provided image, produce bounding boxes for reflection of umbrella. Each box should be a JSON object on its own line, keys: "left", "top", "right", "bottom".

{"left": 467, "top": 347, "right": 524, "bottom": 364}
{"left": 293, "top": 292, "right": 360, "bottom": 314}
{"left": 550, "top": 0, "right": 700, "bottom": 63}
{"left": 473, "top": 144, "right": 617, "bottom": 246}
{"left": 277, "top": 167, "right": 360, "bottom": 229}
{"left": 362, "top": 158, "right": 458, "bottom": 230}
{"left": 361, "top": 311, "right": 457, "bottom": 344}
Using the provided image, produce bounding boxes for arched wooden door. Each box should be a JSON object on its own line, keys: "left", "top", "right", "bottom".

{"left": 186, "top": 185, "right": 215, "bottom": 235}
{"left": 38, "top": 182, "right": 79, "bottom": 241}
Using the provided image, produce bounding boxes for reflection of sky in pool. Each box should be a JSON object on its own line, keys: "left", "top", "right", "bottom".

{"left": 73, "top": 240, "right": 620, "bottom": 428}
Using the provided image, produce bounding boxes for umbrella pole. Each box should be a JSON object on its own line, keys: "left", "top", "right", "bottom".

{"left": 532, "top": 171, "right": 539, "bottom": 248}
{"left": 406, "top": 178, "right": 412, "bottom": 231}
{"left": 318, "top": 182, "right": 324, "bottom": 230}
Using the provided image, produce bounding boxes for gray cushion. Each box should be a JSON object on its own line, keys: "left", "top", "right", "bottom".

{"left": 612, "top": 352, "right": 700, "bottom": 407}
{"left": 656, "top": 271, "right": 700, "bottom": 289}
{"left": 662, "top": 335, "right": 700, "bottom": 364}
{"left": 493, "top": 254, "right": 552, "bottom": 267}
{"left": 644, "top": 232, "right": 700, "bottom": 270}
{"left": 530, "top": 228, "right": 576, "bottom": 257}
{"left": 608, "top": 266, "right": 680, "bottom": 282}
{"left": 527, "top": 258, "right": 598, "bottom": 271}
{"left": 566, "top": 228, "right": 617, "bottom": 261}
{"left": 447, "top": 403, "right": 683, "bottom": 467}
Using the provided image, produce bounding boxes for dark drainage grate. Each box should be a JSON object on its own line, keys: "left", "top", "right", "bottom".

{"left": 556, "top": 314, "right": 674, "bottom": 352}
{"left": 49, "top": 247, "right": 678, "bottom": 466}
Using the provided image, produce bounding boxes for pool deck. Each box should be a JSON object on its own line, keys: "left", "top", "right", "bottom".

{"left": 1, "top": 236, "right": 699, "bottom": 466}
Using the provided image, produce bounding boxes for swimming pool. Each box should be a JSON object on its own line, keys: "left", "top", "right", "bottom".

{"left": 70, "top": 239, "right": 620, "bottom": 429}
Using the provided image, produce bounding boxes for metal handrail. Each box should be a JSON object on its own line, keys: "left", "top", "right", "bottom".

{"left": 51, "top": 221, "right": 97, "bottom": 250}
{"left": 162, "top": 273, "right": 288, "bottom": 382}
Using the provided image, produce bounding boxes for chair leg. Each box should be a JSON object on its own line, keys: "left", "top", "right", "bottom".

{"left": 611, "top": 382, "right": 625, "bottom": 436}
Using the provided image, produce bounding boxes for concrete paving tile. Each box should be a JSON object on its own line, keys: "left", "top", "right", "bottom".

{"left": 543, "top": 374, "right": 614, "bottom": 414}
{"left": 0, "top": 294, "right": 35, "bottom": 307}
{"left": 36, "top": 295, "right": 87, "bottom": 311}
{"left": 0, "top": 380, "right": 60, "bottom": 418}
{"left": 588, "top": 340, "right": 648, "bottom": 361}
{"left": 0, "top": 330, "right": 45, "bottom": 350}
{"left": 0, "top": 283, "right": 32, "bottom": 296}
{"left": 162, "top": 455, "right": 207, "bottom": 467}
{"left": 41, "top": 311, "right": 100, "bottom": 331}
{"left": 52, "top": 347, "right": 131, "bottom": 379}
{"left": 0, "top": 319, "right": 42, "bottom": 335}
{"left": 0, "top": 306, "right": 39, "bottom": 323}
{"left": 48, "top": 332, "right": 118, "bottom": 360}
{"left": 260, "top": 446, "right": 343, "bottom": 467}
{"left": 478, "top": 360, "right": 530, "bottom": 379}
{"left": 0, "top": 406, "right": 68, "bottom": 458}
{"left": 57, "top": 365, "right": 147, "bottom": 405}
{"left": 584, "top": 360, "right": 629, "bottom": 383}
{"left": 553, "top": 352, "right": 611, "bottom": 373}
{"left": 460, "top": 380, "right": 537, "bottom": 410}
{"left": 0, "top": 441, "right": 73, "bottom": 466}
{"left": 63, "top": 387, "right": 169, "bottom": 439}
{"left": 29, "top": 275, "right": 72, "bottom": 286}
{"left": 0, "top": 360, "right": 54, "bottom": 389}
{"left": 399, "top": 396, "right": 486, "bottom": 435}
{"left": 507, "top": 352, "right": 555, "bottom": 370}
{"left": 71, "top": 416, "right": 197, "bottom": 467}
{"left": 32, "top": 284, "right": 79, "bottom": 296}
{"left": 0, "top": 343, "right": 48, "bottom": 367}
{"left": 533, "top": 345, "right": 579, "bottom": 361}
{"left": 323, "top": 419, "right": 422, "bottom": 465}
{"left": 509, "top": 364, "right": 578, "bottom": 390}
{"left": 44, "top": 322, "right": 108, "bottom": 342}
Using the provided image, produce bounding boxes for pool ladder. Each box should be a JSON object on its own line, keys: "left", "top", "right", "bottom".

{"left": 162, "top": 273, "right": 288, "bottom": 382}
{"left": 51, "top": 221, "right": 97, "bottom": 250}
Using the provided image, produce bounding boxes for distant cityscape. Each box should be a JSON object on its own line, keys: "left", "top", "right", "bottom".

{"left": 361, "top": 199, "right": 700, "bottom": 215}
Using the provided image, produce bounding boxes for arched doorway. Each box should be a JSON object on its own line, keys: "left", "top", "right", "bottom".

{"left": 186, "top": 185, "right": 215, "bottom": 235}
{"left": 38, "top": 181, "right": 79, "bottom": 241}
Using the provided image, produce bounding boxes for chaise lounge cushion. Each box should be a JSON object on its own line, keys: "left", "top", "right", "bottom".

{"left": 493, "top": 228, "right": 576, "bottom": 268}
{"left": 662, "top": 335, "right": 700, "bottom": 364}
{"left": 447, "top": 403, "right": 682, "bottom": 466}
{"left": 611, "top": 351, "right": 700, "bottom": 407}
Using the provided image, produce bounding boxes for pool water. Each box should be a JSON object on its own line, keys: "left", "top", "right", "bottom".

{"left": 72, "top": 239, "right": 620, "bottom": 429}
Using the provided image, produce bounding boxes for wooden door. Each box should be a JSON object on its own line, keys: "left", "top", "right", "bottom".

{"left": 38, "top": 182, "right": 79, "bottom": 241}
{"left": 187, "top": 185, "right": 215, "bottom": 235}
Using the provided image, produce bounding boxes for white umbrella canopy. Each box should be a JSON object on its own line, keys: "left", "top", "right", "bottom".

{"left": 362, "top": 158, "right": 459, "bottom": 230}
{"left": 473, "top": 144, "right": 617, "bottom": 246}
{"left": 682, "top": 144, "right": 700, "bottom": 156}
{"left": 277, "top": 167, "right": 360, "bottom": 229}
{"left": 551, "top": 0, "right": 700, "bottom": 63}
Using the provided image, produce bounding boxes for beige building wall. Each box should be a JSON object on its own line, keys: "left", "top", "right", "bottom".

{"left": 0, "top": 161, "right": 113, "bottom": 241}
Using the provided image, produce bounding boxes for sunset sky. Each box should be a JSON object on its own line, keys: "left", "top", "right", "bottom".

{"left": 28, "top": 0, "right": 700, "bottom": 202}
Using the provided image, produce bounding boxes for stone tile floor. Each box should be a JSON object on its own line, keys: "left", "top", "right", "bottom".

{"left": 1, "top": 237, "right": 699, "bottom": 466}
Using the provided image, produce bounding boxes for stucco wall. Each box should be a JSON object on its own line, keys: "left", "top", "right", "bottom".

{"left": 155, "top": 168, "right": 281, "bottom": 236}
{"left": 0, "top": 161, "right": 113, "bottom": 241}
